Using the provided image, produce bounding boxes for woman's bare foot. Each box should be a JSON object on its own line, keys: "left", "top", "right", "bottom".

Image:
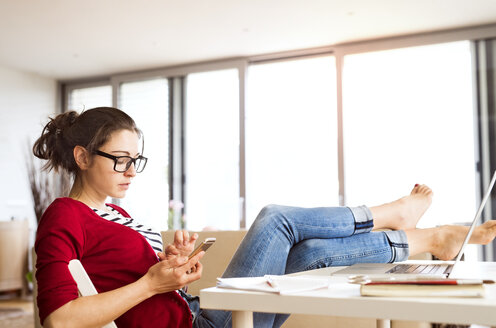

{"left": 370, "top": 184, "right": 433, "bottom": 231}
{"left": 429, "top": 221, "right": 496, "bottom": 260}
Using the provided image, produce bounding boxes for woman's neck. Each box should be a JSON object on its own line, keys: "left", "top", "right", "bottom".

{"left": 69, "top": 178, "right": 107, "bottom": 211}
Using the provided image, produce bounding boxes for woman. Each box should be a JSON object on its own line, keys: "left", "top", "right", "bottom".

{"left": 33, "top": 107, "right": 496, "bottom": 328}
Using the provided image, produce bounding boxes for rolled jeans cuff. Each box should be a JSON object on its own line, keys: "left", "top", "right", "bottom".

{"left": 348, "top": 205, "right": 374, "bottom": 234}
{"left": 384, "top": 230, "right": 410, "bottom": 262}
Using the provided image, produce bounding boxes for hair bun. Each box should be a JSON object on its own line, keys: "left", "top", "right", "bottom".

{"left": 33, "top": 111, "right": 79, "bottom": 171}
{"left": 51, "top": 111, "right": 78, "bottom": 136}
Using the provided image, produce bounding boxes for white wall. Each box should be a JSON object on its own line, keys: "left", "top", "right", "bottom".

{"left": 0, "top": 65, "right": 57, "bottom": 229}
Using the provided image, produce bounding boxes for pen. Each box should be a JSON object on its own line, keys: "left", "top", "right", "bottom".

{"left": 365, "top": 279, "right": 494, "bottom": 285}
{"left": 266, "top": 276, "right": 280, "bottom": 289}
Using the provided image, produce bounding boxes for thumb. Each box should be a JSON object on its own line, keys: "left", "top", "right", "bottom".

{"left": 157, "top": 252, "right": 166, "bottom": 261}
{"left": 171, "top": 256, "right": 188, "bottom": 267}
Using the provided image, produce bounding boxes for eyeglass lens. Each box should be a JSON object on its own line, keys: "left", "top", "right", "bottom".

{"left": 115, "top": 157, "right": 146, "bottom": 173}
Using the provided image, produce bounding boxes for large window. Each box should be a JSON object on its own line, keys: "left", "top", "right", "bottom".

{"left": 118, "top": 78, "right": 169, "bottom": 230}
{"left": 342, "top": 41, "right": 477, "bottom": 229}
{"left": 245, "top": 56, "right": 338, "bottom": 226}
{"left": 184, "top": 69, "right": 240, "bottom": 231}
{"left": 63, "top": 32, "right": 493, "bottom": 263}
{"left": 68, "top": 85, "right": 112, "bottom": 110}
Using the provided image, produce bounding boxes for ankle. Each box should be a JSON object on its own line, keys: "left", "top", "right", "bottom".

{"left": 405, "top": 228, "right": 433, "bottom": 257}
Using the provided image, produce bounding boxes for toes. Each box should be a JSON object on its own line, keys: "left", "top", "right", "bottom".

{"left": 412, "top": 184, "right": 433, "bottom": 196}
{"left": 421, "top": 185, "right": 433, "bottom": 196}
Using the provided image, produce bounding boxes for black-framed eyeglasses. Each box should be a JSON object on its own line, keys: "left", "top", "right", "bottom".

{"left": 95, "top": 150, "right": 148, "bottom": 173}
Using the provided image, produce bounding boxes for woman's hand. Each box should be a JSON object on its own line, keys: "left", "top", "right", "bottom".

{"left": 144, "top": 251, "right": 204, "bottom": 296}
{"left": 162, "top": 230, "right": 198, "bottom": 260}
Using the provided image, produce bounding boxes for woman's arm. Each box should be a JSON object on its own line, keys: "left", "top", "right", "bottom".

{"left": 43, "top": 252, "right": 204, "bottom": 328}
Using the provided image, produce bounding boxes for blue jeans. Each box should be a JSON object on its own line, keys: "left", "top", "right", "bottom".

{"left": 189, "top": 204, "right": 409, "bottom": 328}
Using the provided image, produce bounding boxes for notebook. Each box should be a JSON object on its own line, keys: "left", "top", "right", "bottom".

{"left": 332, "top": 171, "right": 496, "bottom": 279}
{"left": 216, "top": 275, "right": 329, "bottom": 295}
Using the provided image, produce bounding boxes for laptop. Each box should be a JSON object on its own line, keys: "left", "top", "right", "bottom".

{"left": 332, "top": 170, "right": 496, "bottom": 280}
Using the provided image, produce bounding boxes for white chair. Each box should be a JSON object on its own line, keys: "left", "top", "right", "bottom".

{"left": 32, "top": 249, "right": 117, "bottom": 328}
{"left": 68, "top": 260, "right": 117, "bottom": 328}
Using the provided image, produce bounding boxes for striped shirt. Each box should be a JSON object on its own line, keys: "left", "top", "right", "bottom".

{"left": 92, "top": 205, "right": 163, "bottom": 254}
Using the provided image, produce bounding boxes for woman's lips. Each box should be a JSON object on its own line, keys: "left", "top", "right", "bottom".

{"left": 119, "top": 183, "right": 130, "bottom": 190}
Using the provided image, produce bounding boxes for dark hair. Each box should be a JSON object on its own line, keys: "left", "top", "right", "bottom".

{"left": 33, "top": 107, "right": 142, "bottom": 175}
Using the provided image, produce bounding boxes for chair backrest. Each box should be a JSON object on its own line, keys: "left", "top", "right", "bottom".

{"left": 161, "top": 230, "right": 247, "bottom": 296}
{"left": 32, "top": 249, "right": 116, "bottom": 328}
{"left": 67, "top": 260, "right": 117, "bottom": 328}
{"left": 32, "top": 248, "right": 42, "bottom": 328}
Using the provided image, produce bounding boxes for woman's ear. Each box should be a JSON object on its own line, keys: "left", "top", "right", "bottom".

{"left": 73, "top": 146, "right": 91, "bottom": 170}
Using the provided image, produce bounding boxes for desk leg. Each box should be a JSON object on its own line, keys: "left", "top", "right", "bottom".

{"left": 377, "top": 319, "right": 391, "bottom": 328}
{"left": 232, "top": 311, "right": 253, "bottom": 328}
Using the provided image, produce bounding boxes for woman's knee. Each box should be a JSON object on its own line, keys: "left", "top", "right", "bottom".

{"left": 253, "top": 204, "right": 287, "bottom": 227}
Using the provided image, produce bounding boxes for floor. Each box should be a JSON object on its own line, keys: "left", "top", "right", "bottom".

{"left": 0, "top": 292, "right": 34, "bottom": 328}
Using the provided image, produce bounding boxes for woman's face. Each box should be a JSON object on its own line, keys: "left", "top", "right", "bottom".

{"left": 84, "top": 129, "right": 141, "bottom": 200}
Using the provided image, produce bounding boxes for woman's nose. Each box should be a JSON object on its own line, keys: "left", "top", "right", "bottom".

{"left": 124, "top": 162, "right": 137, "bottom": 176}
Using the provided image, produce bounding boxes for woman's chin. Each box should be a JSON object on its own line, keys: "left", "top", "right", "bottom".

{"left": 111, "top": 192, "right": 127, "bottom": 199}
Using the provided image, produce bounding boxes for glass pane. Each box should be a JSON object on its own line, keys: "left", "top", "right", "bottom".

{"left": 119, "top": 78, "right": 169, "bottom": 231}
{"left": 246, "top": 56, "right": 338, "bottom": 227}
{"left": 185, "top": 69, "right": 239, "bottom": 231}
{"left": 343, "top": 41, "right": 477, "bottom": 229}
{"left": 68, "top": 85, "right": 112, "bottom": 110}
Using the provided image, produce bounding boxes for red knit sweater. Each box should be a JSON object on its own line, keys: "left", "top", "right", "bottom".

{"left": 35, "top": 198, "right": 192, "bottom": 328}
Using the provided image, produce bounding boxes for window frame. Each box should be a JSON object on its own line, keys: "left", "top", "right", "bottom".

{"left": 62, "top": 23, "right": 496, "bottom": 237}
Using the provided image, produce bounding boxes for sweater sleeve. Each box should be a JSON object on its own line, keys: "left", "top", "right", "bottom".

{"left": 35, "top": 199, "right": 85, "bottom": 325}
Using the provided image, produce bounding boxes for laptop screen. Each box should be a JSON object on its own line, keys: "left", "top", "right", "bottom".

{"left": 452, "top": 170, "right": 496, "bottom": 266}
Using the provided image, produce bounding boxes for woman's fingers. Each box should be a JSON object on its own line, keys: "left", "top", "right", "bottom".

{"left": 164, "top": 244, "right": 179, "bottom": 255}
{"left": 174, "top": 230, "right": 184, "bottom": 245}
{"left": 174, "top": 230, "right": 198, "bottom": 253}
{"left": 164, "top": 251, "right": 203, "bottom": 271}
{"left": 189, "top": 233, "right": 198, "bottom": 245}
{"left": 187, "top": 258, "right": 202, "bottom": 274}
{"left": 176, "top": 251, "right": 205, "bottom": 276}
{"left": 183, "top": 254, "right": 204, "bottom": 280}
{"left": 186, "top": 261, "right": 203, "bottom": 279}
{"left": 182, "top": 230, "right": 190, "bottom": 246}
{"left": 187, "top": 251, "right": 204, "bottom": 269}
{"left": 166, "top": 256, "right": 188, "bottom": 268}
{"left": 174, "top": 230, "right": 193, "bottom": 247}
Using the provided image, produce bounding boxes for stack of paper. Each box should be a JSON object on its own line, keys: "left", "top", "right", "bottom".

{"left": 216, "top": 275, "right": 329, "bottom": 295}
{"left": 359, "top": 279, "right": 489, "bottom": 298}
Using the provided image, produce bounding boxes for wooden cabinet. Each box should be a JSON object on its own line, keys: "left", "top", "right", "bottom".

{"left": 0, "top": 220, "right": 29, "bottom": 293}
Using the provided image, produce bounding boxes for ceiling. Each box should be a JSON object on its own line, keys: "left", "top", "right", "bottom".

{"left": 1, "top": 0, "right": 496, "bottom": 81}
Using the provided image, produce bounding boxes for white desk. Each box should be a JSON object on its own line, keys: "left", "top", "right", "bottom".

{"left": 200, "top": 263, "right": 496, "bottom": 328}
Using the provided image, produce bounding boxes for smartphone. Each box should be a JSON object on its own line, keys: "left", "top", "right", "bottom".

{"left": 188, "top": 237, "right": 216, "bottom": 259}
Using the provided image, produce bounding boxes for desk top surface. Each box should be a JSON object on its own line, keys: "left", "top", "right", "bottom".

{"left": 200, "top": 262, "right": 496, "bottom": 326}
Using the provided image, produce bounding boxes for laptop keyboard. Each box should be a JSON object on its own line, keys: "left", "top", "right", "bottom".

{"left": 386, "top": 264, "right": 452, "bottom": 275}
